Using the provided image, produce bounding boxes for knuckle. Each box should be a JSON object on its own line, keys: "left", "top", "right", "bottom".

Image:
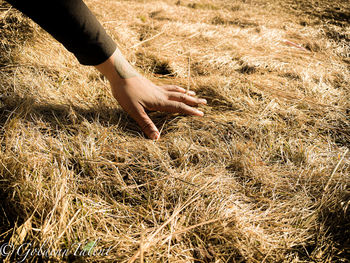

{"left": 175, "top": 86, "right": 183, "bottom": 91}
{"left": 166, "top": 92, "right": 173, "bottom": 100}
{"left": 142, "top": 122, "right": 153, "bottom": 130}
{"left": 177, "top": 103, "right": 186, "bottom": 112}
{"left": 140, "top": 119, "right": 154, "bottom": 130}
{"left": 172, "top": 102, "right": 181, "bottom": 111}
{"left": 179, "top": 94, "right": 186, "bottom": 101}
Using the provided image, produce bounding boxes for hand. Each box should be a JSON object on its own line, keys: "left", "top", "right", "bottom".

{"left": 94, "top": 48, "right": 207, "bottom": 139}
{"left": 110, "top": 76, "right": 207, "bottom": 140}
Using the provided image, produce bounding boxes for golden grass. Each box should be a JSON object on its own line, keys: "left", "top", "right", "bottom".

{"left": 0, "top": 0, "right": 349, "bottom": 262}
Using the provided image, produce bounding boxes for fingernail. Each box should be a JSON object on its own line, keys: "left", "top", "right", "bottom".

{"left": 188, "top": 91, "right": 196, "bottom": 95}
{"left": 196, "top": 110, "right": 204, "bottom": 116}
{"left": 200, "top": 99, "right": 207, "bottom": 104}
{"left": 150, "top": 131, "right": 160, "bottom": 140}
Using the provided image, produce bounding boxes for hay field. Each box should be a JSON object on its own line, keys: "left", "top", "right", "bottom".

{"left": 0, "top": 0, "right": 349, "bottom": 262}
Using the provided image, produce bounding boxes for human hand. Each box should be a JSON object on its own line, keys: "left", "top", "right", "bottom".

{"left": 110, "top": 76, "right": 207, "bottom": 140}
{"left": 94, "top": 48, "right": 207, "bottom": 139}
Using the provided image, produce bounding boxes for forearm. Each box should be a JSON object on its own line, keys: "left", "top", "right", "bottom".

{"left": 6, "top": 0, "right": 116, "bottom": 66}
{"left": 6, "top": 0, "right": 207, "bottom": 140}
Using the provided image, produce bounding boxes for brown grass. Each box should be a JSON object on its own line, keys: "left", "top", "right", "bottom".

{"left": 0, "top": 0, "right": 349, "bottom": 262}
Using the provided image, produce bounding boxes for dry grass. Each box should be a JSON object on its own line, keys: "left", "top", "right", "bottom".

{"left": 0, "top": 0, "right": 349, "bottom": 262}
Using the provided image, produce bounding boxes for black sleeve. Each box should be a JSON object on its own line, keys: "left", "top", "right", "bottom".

{"left": 6, "top": 0, "right": 117, "bottom": 66}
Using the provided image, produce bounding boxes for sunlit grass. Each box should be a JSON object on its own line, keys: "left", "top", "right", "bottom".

{"left": 0, "top": 0, "right": 349, "bottom": 262}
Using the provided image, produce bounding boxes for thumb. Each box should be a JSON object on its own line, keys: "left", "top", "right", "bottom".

{"left": 130, "top": 106, "right": 160, "bottom": 140}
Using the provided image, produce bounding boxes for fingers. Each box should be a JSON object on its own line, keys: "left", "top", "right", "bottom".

{"left": 128, "top": 105, "right": 160, "bottom": 140}
{"left": 161, "top": 85, "right": 196, "bottom": 96}
{"left": 157, "top": 100, "right": 204, "bottom": 116}
{"left": 167, "top": 92, "right": 207, "bottom": 106}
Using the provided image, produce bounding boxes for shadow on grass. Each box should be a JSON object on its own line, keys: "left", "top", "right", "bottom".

{"left": 0, "top": 3, "right": 178, "bottom": 251}
{"left": 0, "top": 94, "right": 184, "bottom": 137}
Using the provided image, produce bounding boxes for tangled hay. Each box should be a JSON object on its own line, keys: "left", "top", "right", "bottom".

{"left": 0, "top": 0, "right": 349, "bottom": 262}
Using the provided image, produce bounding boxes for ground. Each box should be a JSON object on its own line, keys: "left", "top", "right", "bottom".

{"left": 0, "top": 0, "right": 349, "bottom": 262}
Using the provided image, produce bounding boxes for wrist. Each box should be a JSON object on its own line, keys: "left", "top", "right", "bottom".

{"left": 94, "top": 48, "right": 139, "bottom": 85}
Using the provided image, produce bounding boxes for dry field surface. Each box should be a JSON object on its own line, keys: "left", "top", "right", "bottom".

{"left": 1, "top": 0, "right": 350, "bottom": 262}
